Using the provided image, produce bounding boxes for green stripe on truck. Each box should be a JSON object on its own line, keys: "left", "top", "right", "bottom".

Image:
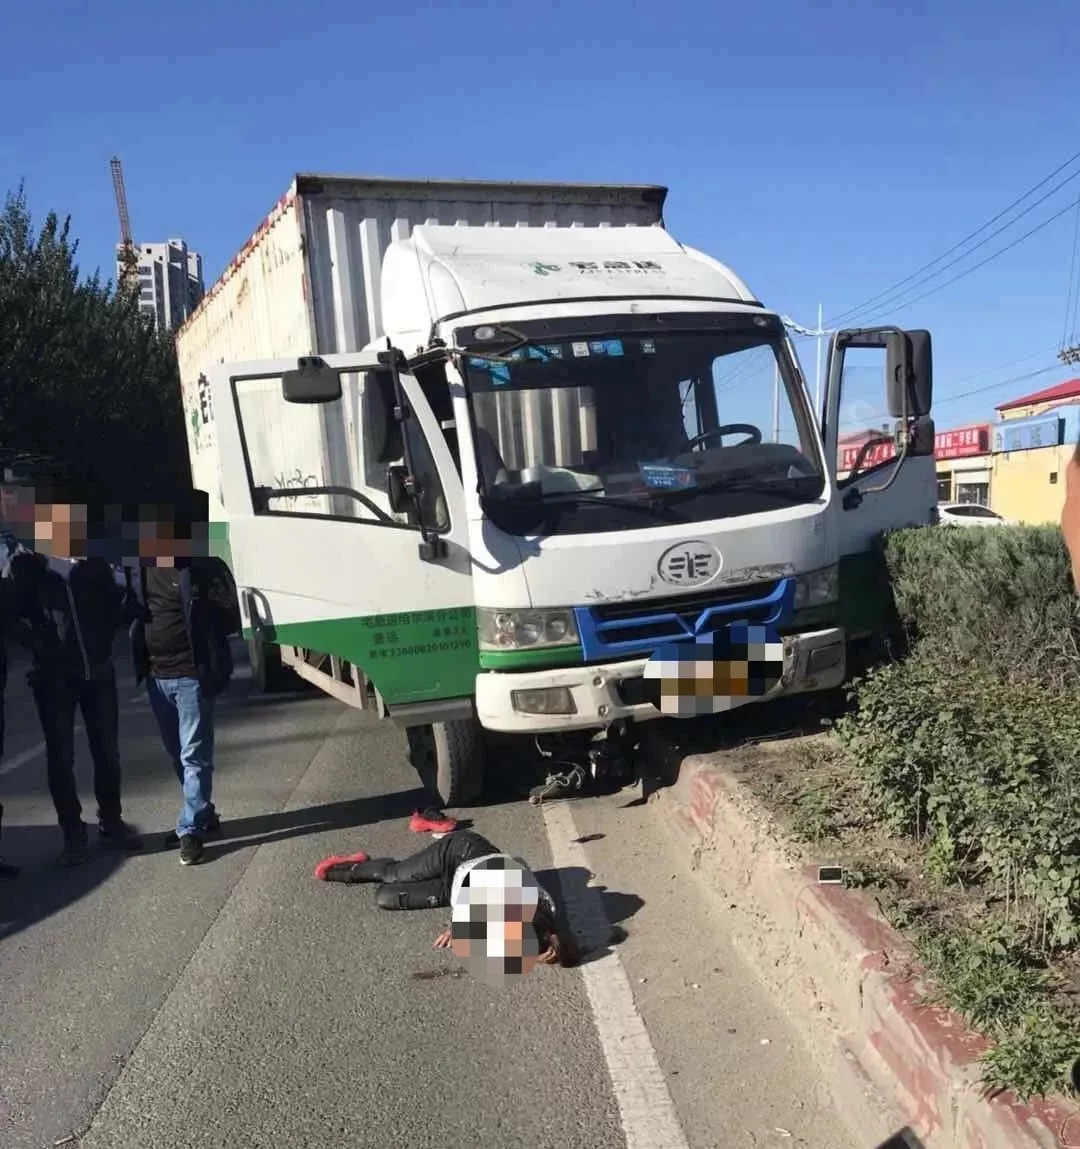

{"left": 244, "top": 607, "right": 480, "bottom": 705}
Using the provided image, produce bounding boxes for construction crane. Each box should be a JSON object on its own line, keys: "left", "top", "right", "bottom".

{"left": 110, "top": 156, "right": 136, "bottom": 286}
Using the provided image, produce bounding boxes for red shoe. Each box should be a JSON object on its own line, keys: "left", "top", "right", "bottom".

{"left": 409, "top": 808, "right": 458, "bottom": 835}
{"left": 314, "top": 851, "right": 368, "bottom": 881}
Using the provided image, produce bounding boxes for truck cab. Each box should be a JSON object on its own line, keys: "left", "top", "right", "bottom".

{"left": 185, "top": 179, "right": 934, "bottom": 805}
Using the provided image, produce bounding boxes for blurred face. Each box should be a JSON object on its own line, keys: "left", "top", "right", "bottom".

{"left": 450, "top": 867, "right": 546, "bottom": 986}
{"left": 34, "top": 502, "right": 89, "bottom": 559}
{"left": 135, "top": 507, "right": 195, "bottom": 566}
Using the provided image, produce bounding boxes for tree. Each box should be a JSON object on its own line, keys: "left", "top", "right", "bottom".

{"left": 0, "top": 184, "right": 190, "bottom": 501}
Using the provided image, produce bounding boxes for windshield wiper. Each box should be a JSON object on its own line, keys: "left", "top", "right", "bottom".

{"left": 540, "top": 492, "right": 684, "bottom": 520}
{"left": 666, "top": 475, "right": 819, "bottom": 503}
{"left": 485, "top": 486, "right": 683, "bottom": 521}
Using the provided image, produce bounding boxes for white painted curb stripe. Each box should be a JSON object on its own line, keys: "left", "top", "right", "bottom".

{"left": 541, "top": 800, "right": 690, "bottom": 1149}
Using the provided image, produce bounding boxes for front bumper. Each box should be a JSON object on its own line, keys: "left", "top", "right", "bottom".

{"left": 474, "top": 626, "right": 846, "bottom": 734}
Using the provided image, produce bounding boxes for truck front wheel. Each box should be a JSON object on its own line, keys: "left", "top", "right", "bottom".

{"left": 248, "top": 634, "right": 296, "bottom": 694}
{"left": 407, "top": 718, "right": 486, "bottom": 808}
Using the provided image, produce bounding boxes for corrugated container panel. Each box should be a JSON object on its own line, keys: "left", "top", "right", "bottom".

{"left": 176, "top": 194, "right": 309, "bottom": 391}
{"left": 295, "top": 176, "right": 667, "bottom": 355}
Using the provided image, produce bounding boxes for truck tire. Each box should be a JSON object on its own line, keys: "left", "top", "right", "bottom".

{"left": 407, "top": 718, "right": 486, "bottom": 807}
{"left": 248, "top": 634, "right": 296, "bottom": 694}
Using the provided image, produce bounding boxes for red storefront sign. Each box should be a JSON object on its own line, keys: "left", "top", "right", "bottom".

{"left": 838, "top": 424, "right": 989, "bottom": 472}
{"left": 935, "top": 425, "right": 989, "bottom": 459}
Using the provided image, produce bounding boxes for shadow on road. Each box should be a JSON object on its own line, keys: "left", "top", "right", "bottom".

{"left": 199, "top": 786, "right": 433, "bottom": 861}
{"left": 537, "top": 863, "right": 644, "bottom": 964}
{"left": 0, "top": 826, "right": 126, "bottom": 942}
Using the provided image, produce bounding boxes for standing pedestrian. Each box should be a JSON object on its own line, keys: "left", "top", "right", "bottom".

{"left": 0, "top": 516, "right": 22, "bottom": 878}
{"left": 8, "top": 494, "right": 143, "bottom": 865}
{"left": 128, "top": 495, "right": 240, "bottom": 866}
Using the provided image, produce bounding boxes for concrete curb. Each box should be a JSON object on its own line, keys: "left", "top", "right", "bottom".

{"left": 655, "top": 754, "right": 1080, "bottom": 1149}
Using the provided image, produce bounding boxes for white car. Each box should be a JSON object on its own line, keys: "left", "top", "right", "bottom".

{"left": 936, "top": 502, "right": 1011, "bottom": 527}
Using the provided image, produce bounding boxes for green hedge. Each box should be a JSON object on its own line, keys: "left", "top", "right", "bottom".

{"left": 879, "top": 524, "right": 1080, "bottom": 687}
{"left": 836, "top": 525, "right": 1080, "bottom": 948}
{"left": 835, "top": 658, "right": 1080, "bottom": 948}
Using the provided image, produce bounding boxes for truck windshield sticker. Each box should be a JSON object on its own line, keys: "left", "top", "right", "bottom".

{"left": 638, "top": 462, "right": 697, "bottom": 491}
{"left": 468, "top": 345, "right": 562, "bottom": 385}
{"left": 589, "top": 339, "right": 624, "bottom": 357}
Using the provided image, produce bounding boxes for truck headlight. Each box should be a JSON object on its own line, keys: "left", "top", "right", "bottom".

{"left": 794, "top": 564, "right": 839, "bottom": 609}
{"left": 477, "top": 607, "right": 579, "bottom": 651}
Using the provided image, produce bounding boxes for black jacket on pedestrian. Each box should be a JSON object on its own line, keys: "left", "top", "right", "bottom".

{"left": 129, "top": 558, "right": 241, "bottom": 699}
{"left": 8, "top": 553, "right": 128, "bottom": 684}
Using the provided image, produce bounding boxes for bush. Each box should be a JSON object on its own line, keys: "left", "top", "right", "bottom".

{"left": 880, "top": 525, "right": 1080, "bottom": 688}
{"left": 833, "top": 523, "right": 1080, "bottom": 1096}
{"left": 835, "top": 656, "right": 1080, "bottom": 949}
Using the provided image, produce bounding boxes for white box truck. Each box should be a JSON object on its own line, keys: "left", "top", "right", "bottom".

{"left": 176, "top": 174, "right": 936, "bottom": 805}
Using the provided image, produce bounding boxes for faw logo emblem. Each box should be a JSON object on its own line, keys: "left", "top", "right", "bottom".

{"left": 530, "top": 260, "right": 663, "bottom": 276}
{"left": 657, "top": 541, "right": 722, "bottom": 587}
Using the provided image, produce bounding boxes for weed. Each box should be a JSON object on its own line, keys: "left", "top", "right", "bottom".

{"left": 842, "top": 861, "right": 903, "bottom": 891}
{"left": 979, "top": 1005, "right": 1080, "bottom": 1102}
{"left": 911, "top": 920, "right": 1078, "bottom": 1100}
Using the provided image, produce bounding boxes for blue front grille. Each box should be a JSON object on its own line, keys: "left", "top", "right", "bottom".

{"left": 574, "top": 577, "right": 794, "bottom": 662}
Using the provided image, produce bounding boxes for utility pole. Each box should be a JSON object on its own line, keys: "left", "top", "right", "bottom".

{"left": 1059, "top": 343, "right": 1080, "bottom": 367}
{"left": 771, "top": 363, "right": 781, "bottom": 441}
{"left": 815, "top": 302, "right": 825, "bottom": 414}
{"left": 781, "top": 306, "right": 832, "bottom": 419}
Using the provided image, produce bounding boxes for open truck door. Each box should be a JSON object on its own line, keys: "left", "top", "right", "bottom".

{"left": 209, "top": 351, "right": 485, "bottom": 804}
{"left": 821, "top": 328, "right": 935, "bottom": 640}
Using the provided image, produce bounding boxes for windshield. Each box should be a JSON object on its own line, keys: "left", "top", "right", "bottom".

{"left": 458, "top": 314, "right": 824, "bottom": 536}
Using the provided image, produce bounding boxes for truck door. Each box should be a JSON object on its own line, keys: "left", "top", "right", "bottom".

{"left": 208, "top": 353, "right": 478, "bottom": 714}
{"left": 821, "top": 328, "right": 935, "bottom": 639}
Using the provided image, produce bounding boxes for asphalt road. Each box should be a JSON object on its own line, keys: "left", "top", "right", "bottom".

{"left": 0, "top": 646, "right": 859, "bottom": 1149}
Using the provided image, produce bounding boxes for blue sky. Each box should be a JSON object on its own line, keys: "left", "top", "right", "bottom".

{"left": 3, "top": 0, "right": 1080, "bottom": 432}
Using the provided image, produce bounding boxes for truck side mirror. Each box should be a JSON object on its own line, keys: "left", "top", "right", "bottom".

{"left": 886, "top": 330, "right": 932, "bottom": 419}
{"left": 282, "top": 357, "right": 342, "bottom": 404}
{"left": 386, "top": 464, "right": 410, "bottom": 514}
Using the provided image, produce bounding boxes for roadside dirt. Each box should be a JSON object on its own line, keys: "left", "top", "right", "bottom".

{"left": 656, "top": 691, "right": 1080, "bottom": 1076}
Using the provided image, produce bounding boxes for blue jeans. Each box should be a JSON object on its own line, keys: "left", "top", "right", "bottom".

{"left": 147, "top": 676, "right": 216, "bottom": 838}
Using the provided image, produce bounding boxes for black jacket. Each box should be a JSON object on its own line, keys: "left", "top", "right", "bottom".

{"left": 129, "top": 558, "right": 241, "bottom": 699}
{"left": 8, "top": 553, "right": 129, "bottom": 683}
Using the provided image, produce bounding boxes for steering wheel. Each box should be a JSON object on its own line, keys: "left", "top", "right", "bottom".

{"left": 683, "top": 423, "right": 763, "bottom": 451}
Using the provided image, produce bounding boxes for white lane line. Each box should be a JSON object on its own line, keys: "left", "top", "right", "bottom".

{"left": 541, "top": 800, "right": 690, "bottom": 1149}
{"left": 0, "top": 692, "right": 146, "bottom": 778}
{"left": 0, "top": 740, "right": 46, "bottom": 778}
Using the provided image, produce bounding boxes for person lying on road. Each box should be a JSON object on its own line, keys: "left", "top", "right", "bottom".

{"left": 313, "top": 829, "right": 580, "bottom": 972}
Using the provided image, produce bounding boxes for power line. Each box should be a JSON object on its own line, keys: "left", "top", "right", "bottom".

{"left": 857, "top": 171, "right": 1080, "bottom": 321}
{"left": 1061, "top": 195, "right": 1080, "bottom": 350}
{"left": 855, "top": 192, "right": 1080, "bottom": 326}
{"left": 839, "top": 363, "right": 1064, "bottom": 438}
{"left": 826, "top": 148, "right": 1080, "bottom": 328}
{"left": 933, "top": 362, "right": 1063, "bottom": 409}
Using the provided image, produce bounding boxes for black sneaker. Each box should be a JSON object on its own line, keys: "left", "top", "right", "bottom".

{"left": 60, "top": 827, "right": 90, "bottom": 867}
{"left": 179, "top": 835, "right": 205, "bottom": 866}
{"left": 163, "top": 811, "right": 221, "bottom": 850}
{"left": 99, "top": 820, "right": 145, "bottom": 852}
